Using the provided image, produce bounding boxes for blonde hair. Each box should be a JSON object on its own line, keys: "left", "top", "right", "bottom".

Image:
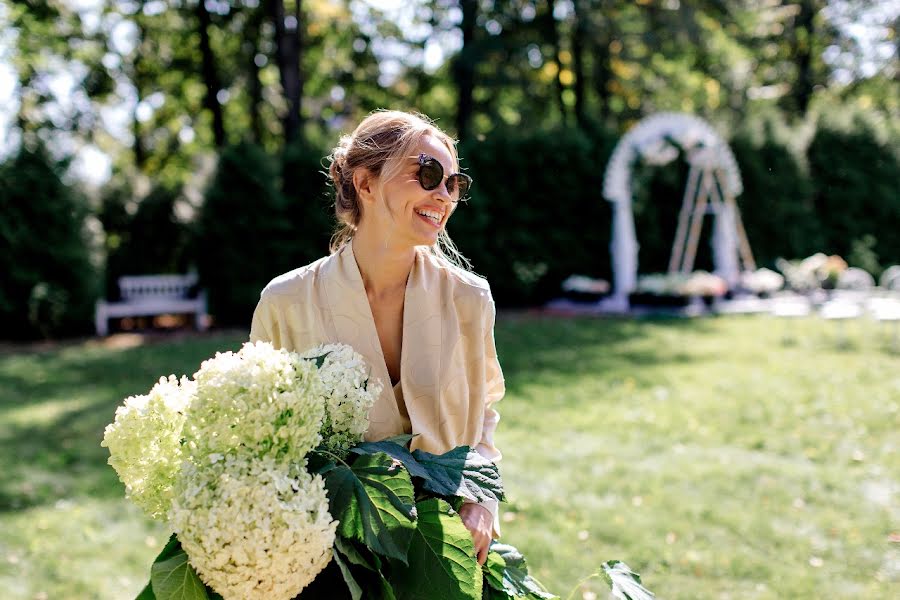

{"left": 325, "top": 109, "right": 472, "bottom": 271}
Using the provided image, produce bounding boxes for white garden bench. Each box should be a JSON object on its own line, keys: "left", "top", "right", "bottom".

{"left": 94, "top": 274, "right": 208, "bottom": 336}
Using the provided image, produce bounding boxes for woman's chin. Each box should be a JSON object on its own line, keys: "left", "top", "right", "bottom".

{"left": 411, "top": 224, "right": 442, "bottom": 245}
{"left": 415, "top": 235, "right": 439, "bottom": 247}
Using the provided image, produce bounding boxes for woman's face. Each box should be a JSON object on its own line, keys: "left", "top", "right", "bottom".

{"left": 366, "top": 134, "right": 459, "bottom": 248}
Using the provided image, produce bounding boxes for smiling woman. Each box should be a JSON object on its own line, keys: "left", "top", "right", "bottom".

{"left": 249, "top": 109, "right": 505, "bottom": 572}
{"left": 327, "top": 110, "right": 472, "bottom": 264}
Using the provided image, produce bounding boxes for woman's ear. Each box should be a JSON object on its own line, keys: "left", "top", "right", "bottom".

{"left": 353, "top": 168, "right": 377, "bottom": 204}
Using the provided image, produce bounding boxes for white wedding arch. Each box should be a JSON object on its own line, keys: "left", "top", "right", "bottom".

{"left": 601, "top": 112, "right": 755, "bottom": 310}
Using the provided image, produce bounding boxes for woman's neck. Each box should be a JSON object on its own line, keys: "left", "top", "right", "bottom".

{"left": 351, "top": 225, "right": 416, "bottom": 299}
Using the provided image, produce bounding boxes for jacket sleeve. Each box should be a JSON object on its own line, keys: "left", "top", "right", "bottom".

{"left": 466, "top": 292, "right": 505, "bottom": 538}
{"left": 475, "top": 294, "right": 504, "bottom": 463}
{"left": 249, "top": 293, "right": 281, "bottom": 347}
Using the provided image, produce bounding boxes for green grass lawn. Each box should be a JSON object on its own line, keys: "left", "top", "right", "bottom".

{"left": 1, "top": 315, "right": 898, "bottom": 599}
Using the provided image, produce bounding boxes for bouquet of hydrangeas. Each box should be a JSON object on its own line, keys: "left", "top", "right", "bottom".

{"left": 103, "top": 341, "right": 654, "bottom": 600}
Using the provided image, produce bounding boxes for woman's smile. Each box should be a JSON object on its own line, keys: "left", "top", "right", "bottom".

{"left": 414, "top": 206, "right": 444, "bottom": 228}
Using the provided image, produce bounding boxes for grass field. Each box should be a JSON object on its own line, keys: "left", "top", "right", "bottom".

{"left": 1, "top": 314, "right": 898, "bottom": 599}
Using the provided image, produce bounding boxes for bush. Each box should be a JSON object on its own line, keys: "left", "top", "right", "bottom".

{"left": 453, "top": 125, "right": 617, "bottom": 306}
{"left": 629, "top": 148, "right": 693, "bottom": 273}
{"left": 808, "top": 116, "right": 900, "bottom": 267}
{"left": 281, "top": 139, "right": 335, "bottom": 264}
{"left": 99, "top": 183, "right": 193, "bottom": 301}
{"left": 194, "top": 141, "right": 332, "bottom": 327}
{"left": 0, "top": 145, "right": 99, "bottom": 340}
{"left": 730, "top": 117, "right": 822, "bottom": 268}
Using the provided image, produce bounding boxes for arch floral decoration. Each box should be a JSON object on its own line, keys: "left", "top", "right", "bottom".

{"left": 601, "top": 112, "right": 754, "bottom": 310}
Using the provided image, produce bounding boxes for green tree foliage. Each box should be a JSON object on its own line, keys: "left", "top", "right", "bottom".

{"left": 194, "top": 142, "right": 286, "bottom": 326}
{"left": 630, "top": 149, "right": 694, "bottom": 274}
{"left": 99, "top": 184, "right": 193, "bottom": 301}
{"left": 281, "top": 139, "right": 335, "bottom": 261}
{"left": 452, "top": 124, "right": 617, "bottom": 306}
{"left": 808, "top": 115, "right": 900, "bottom": 266}
{"left": 7, "top": 0, "right": 115, "bottom": 140}
{"left": 449, "top": 111, "right": 897, "bottom": 303}
{"left": 193, "top": 141, "right": 332, "bottom": 327}
{"left": 731, "top": 115, "right": 822, "bottom": 267}
{"left": 0, "top": 146, "right": 99, "bottom": 340}
{"left": 3, "top": 0, "right": 899, "bottom": 334}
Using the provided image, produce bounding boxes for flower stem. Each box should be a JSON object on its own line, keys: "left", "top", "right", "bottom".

{"left": 313, "top": 448, "right": 351, "bottom": 470}
{"left": 565, "top": 573, "right": 601, "bottom": 600}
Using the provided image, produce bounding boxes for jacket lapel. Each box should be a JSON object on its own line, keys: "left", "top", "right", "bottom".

{"left": 319, "top": 242, "right": 446, "bottom": 447}
{"left": 401, "top": 249, "right": 445, "bottom": 452}
{"left": 320, "top": 242, "right": 401, "bottom": 437}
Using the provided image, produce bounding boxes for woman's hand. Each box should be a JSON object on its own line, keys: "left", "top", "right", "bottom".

{"left": 458, "top": 502, "right": 492, "bottom": 565}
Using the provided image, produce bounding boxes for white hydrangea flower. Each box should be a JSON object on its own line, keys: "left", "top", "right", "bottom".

{"left": 169, "top": 455, "right": 337, "bottom": 600}
{"left": 101, "top": 374, "right": 195, "bottom": 520}
{"left": 300, "top": 343, "right": 382, "bottom": 455}
{"left": 183, "top": 341, "right": 326, "bottom": 465}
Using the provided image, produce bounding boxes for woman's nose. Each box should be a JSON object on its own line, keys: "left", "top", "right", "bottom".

{"left": 433, "top": 182, "right": 452, "bottom": 203}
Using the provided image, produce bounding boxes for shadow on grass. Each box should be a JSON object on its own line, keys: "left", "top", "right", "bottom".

{"left": 0, "top": 331, "right": 248, "bottom": 513}
{"left": 0, "top": 316, "right": 717, "bottom": 514}
{"left": 496, "top": 314, "right": 719, "bottom": 394}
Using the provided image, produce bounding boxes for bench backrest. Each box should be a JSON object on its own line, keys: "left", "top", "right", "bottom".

{"left": 119, "top": 274, "right": 198, "bottom": 302}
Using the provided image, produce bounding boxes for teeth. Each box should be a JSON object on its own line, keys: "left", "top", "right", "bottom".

{"left": 415, "top": 209, "right": 441, "bottom": 223}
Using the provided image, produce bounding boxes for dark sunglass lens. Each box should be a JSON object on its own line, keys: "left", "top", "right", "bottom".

{"left": 459, "top": 176, "right": 471, "bottom": 198}
{"left": 418, "top": 159, "right": 443, "bottom": 190}
{"left": 445, "top": 176, "right": 456, "bottom": 196}
{"left": 449, "top": 174, "right": 471, "bottom": 199}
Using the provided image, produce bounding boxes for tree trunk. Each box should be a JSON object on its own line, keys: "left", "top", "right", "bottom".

{"left": 572, "top": 0, "right": 587, "bottom": 129}
{"left": 454, "top": 0, "right": 478, "bottom": 142}
{"left": 593, "top": 19, "right": 612, "bottom": 120}
{"left": 132, "top": 104, "right": 146, "bottom": 170}
{"left": 793, "top": 0, "right": 815, "bottom": 116}
{"left": 544, "top": 0, "right": 567, "bottom": 123}
{"left": 132, "top": 13, "right": 147, "bottom": 170}
{"left": 197, "top": 0, "right": 226, "bottom": 147}
{"left": 270, "top": 0, "right": 303, "bottom": 145}
{"left": 246, "top": 7, "right": 264, "bottom": 144}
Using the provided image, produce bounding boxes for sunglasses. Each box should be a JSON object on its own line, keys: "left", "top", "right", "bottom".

{"left": 415, "top": 154, "right": 473, "bottom": 203}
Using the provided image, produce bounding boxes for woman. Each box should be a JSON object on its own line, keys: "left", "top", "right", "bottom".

{"left": 249, "top": 110, "right": 505, "bottom": 567}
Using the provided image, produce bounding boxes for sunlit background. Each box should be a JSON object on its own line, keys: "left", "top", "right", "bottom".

{"left": 1, "top": 1, "right": 899, "bottom": 598}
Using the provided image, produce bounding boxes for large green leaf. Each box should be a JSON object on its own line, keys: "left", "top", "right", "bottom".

{"left": 482, "top": 551, "right": 512, "bottom": 598}
{"left": 601, "top": 560, "right": 655, "bottom": 600}
{"left": 350, "top": 443, "right": 504, "bottom": 506}
{"left": 390, "top": 498, "right": 483, "bottom": 600}
{"left": 135, "top": 582, "right": 156, "bottom": 600}
{"left": 332, "top": 548, "right": 363, "bottom": 600}
{"left": 150, "top": 539, "right": 209, "bottom": 600}
{"left": 488, "top": 544, "right": 556, "bottom": 599}
{"left": 350, "top": 441, "right": 430, "bottom": 480}
{"left": 411, "top": 446, "right": 505, "bottom": 504}
{"left": 383, "top": 434, "right": 416, "bottom": 447}
{"left": 334, "top": 536, "right": 377, "bottom": 571}
{"left": 483, "top": 586, "right": 515, "bottom": 600}
{"left": 154, "top": 534, "right": 183, "bottom": 562}
{"left": 332, "top": 537, "right": 398, "bottom": 600}
{"left": 323, "top": 452, "right": 417, "bottom": 563}
{"left": 307, "top": 449, "right": 337, "bottom": 475}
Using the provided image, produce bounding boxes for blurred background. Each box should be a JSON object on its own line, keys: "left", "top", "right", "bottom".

{"left": 1, "top": 2, "right": 899, "bottom": 599}
{"left": 1, "top": 0, "right": 898, "bottom": 338}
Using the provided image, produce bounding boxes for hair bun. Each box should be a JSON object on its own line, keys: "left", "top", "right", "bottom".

{"left": 328, "top": 148, "right": 348, "bottom": 185}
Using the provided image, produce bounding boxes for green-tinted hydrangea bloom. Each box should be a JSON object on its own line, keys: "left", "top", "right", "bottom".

{"left": 182, "top": 342, "right": 326, "bottom": 465}
{"left": 101, "top": 374, "right": 195, "bottom": 520}
{"left": 301, "top": 343, "right": 382, "bottom": 456}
